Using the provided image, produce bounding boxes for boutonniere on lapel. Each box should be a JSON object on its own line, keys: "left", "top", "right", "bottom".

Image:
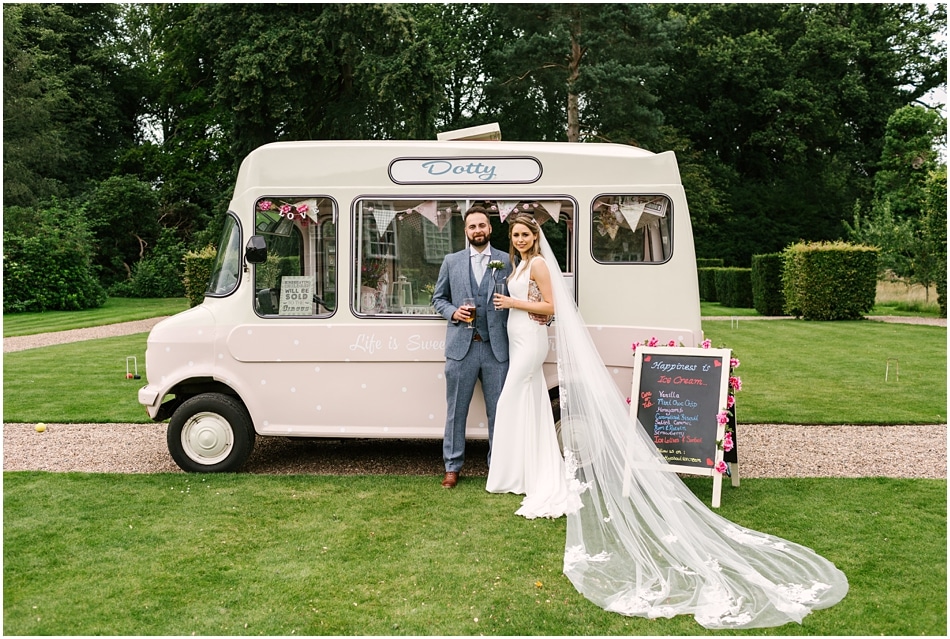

{"left": 487, "top": 260, "right": 505, "bottom": 277}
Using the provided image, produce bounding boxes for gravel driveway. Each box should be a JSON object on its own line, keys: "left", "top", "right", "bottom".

{"left": 4, "top": 316, "right": 946, "bottom": 478}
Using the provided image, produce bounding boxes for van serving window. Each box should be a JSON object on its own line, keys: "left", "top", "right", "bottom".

{"left": 591, "top": 195, "right": 672, "bottom": 264}
{"left": 253, "top": 197, "right": 336, "bottom": 317}
{"left": 353, "top": 198, "right": 574, "bottom": 317}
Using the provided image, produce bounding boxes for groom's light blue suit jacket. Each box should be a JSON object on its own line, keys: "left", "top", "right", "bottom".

{"left": 432, "top": 247, "right": 511, "bottom": 363}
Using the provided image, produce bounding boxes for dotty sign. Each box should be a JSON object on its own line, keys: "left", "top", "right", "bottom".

{"left": 630, "top": 346, "right": 733, "bottom": 507}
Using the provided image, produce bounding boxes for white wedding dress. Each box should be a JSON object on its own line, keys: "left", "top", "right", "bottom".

{"left": 486, "top": 256, "right": 583, "bottom": 519}
{"left": 530, "top": 231, "right": 848, "bottom": 629}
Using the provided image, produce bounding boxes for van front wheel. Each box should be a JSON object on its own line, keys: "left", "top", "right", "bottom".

{"left": 167, "top": 393, "right": 255, "bottom": 473}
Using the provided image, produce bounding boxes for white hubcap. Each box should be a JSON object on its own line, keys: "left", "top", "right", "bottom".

{"left": 181, "top": 411, "right": 234, "bottom": 465}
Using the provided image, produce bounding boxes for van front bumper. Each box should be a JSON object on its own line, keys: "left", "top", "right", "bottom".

{"left": 138, "top": 386, "right": 161, "bottom": 419}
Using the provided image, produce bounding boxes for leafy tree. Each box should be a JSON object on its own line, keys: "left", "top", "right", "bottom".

{"left": 849, "top": 106, "right": 947, "bottom": 296}
{"left": 655, "top": 3, "right": 947, "bottom": 264}
{"left": 483, "top": 3, "right": 675, "bottom": 145}
{"left": 111, "top": 227, "right": 187, "bottom": 298}
{"left": 409, "top": 3, "right": 497, "bottom": 132}
{"left": 2, "top": 3, "right": 142, "bottom": 207}
{"left": 188, "top": 3, "right": 442, "bottom": 164}
{"left": 873, "top": 105, "right": 947, "bottom": 219}
{"left": 82, "top": 175, "right": 162, "bottom": 288}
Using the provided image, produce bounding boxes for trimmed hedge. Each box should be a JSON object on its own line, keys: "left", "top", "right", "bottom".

{"left": 696, "top": 258, "right": 725, "bottom": 268}
{"left": 782, "top": 241, "right": 879, "bottom": 320}
{"left": 751, "top": 253, "right": 786, "bottom": 316}
{"left": 714, "top": 267, "right": 754, "bottom": 308}
{"left": 697, "top": 267, "right": 720, "bottom": 302}
{"left": 184, "top": 245, "right": 216, "bottom": 308}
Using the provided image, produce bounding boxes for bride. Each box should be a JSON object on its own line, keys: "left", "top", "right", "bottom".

{"left": 485, "top": 214, "right": 582, "bottom": 519}
{"left": 489, "top": 213, "right": 848, "bottom": 629}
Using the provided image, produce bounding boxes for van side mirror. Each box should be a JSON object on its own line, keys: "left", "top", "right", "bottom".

{"left": 245, "top": 235, "right": 267, "bottom": 264}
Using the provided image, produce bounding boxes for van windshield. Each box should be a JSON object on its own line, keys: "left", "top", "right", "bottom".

{"left": 353, "top": 198, "right": 573, "bottom": 316}
{"left": 206, "top": 213, "right": 242, "bottom": 296}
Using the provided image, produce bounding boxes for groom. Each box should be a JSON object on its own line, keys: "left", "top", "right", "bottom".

{"left": 432, "top": 203, "right": 511, "bottom": 488}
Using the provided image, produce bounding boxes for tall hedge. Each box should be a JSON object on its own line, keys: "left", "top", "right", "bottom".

{"left": 751, "top": 253, "right": 786, "bottom": 316}
{"left": 184, "top": 245, "right": 217, "bottom": 307}
{"left": 697, "top": 267, "right": 720, "bottom": 302}
{"left": 714, "top": 267, "right": 754, "bottom": 308}
{"left": 782, "top": 241, "right": 879, "bottom": 320}
{"left": 696, "top": 258, "right": 725, "bottom": 268}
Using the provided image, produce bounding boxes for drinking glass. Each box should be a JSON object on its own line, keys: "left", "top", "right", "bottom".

{"left": 461, "top": 297, "right": 476, "bottom": 327}
{"left": 492, "top": 282, "right": 506, "bottom": 310}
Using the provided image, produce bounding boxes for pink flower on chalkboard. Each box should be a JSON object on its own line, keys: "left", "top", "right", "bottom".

{"left": 729, "top": 376, "right": 742, "bottom": 392}
{"left": 631, "top": 341, "right": 641, "bottom": 352}
{"left": 647, "top": 337, "right": 659, "bottom": 347}
{"left": 667, "top": 339, "right": 677, "bottom": 347}
{"left": 716, "top": 411, "right": 729, "bottom": 426}
{"left": 723, "top": 432, "right": 734, "bottom": 452}
{"left": 730, "top": 357, "right": 740, "bottom": 369}
{"left": 701, "top": 339, "right": 712, "bottom": 349}
{"left": 714, "top": 461, "right": 728, "bottom": 474}
{"left": 726, "top": 394, "right": 735, "bottom": 409}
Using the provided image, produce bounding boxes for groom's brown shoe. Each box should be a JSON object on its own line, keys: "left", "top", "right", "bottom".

{"left": 441, "top": 471, "right": 459, "bottom": 488}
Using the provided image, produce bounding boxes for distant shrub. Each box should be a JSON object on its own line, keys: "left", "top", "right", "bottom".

{"left": 714, "top": 267, "right": 754, "bottom": 308}
{"left": 3, "top": 202, "right": 107, "bottom": 312}
{"left": 110, "top": 228, "right": 186, "bottom": 298}
{"left": 783, "top": 242, "right": 879, "bottom": 320}
{"left": 698, "top": 267, "right": 721, "bottom": 302}
{"left": 751, "top": 253, "right": 786, "bottom": 316}
{"left": 184, "top": 245, "right": 217, "bottom": 308}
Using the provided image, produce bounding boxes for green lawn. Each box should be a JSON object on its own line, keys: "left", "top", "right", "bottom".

{"left": 3, "top": 300, "right": 947, "bottom": 635}
{"left": 2, "top": 297, "right": 188, "bottom": 337}
{"left": 3, "top": 472, "right": 945, "bottom": 636}
{"left": 702, "top": 319, "right": 946, "bottom": 424}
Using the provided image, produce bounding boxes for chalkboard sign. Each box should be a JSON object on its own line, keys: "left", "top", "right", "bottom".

{"left": 628, "top": 346, "right": 733, "bottom": 507}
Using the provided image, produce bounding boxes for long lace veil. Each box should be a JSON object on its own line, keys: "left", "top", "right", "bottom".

{"left": 537, "top": 231, "right": 847, "bottom": 629}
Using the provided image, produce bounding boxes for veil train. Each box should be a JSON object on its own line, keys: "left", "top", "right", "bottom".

{"left": 538, "top": 230, "right": 847, "bottom": 629}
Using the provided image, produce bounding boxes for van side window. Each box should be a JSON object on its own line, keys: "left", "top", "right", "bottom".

{"left": 354, "top": 199, "right": 464, "bottom": 315}
{"left": 591, "top": 195, "right": 672, "bottom": 264}
{"left": 253, "top": 197, "right": 336, "bottom": 317}
{"left": 354, "top": 198, "right": 575, "bottom": 316}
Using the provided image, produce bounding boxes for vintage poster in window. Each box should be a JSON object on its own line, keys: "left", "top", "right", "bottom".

{"left": 278, "top": 276, "right": 315, "bottom": 315}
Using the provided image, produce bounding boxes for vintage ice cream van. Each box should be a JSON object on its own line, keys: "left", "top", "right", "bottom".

{"left": 139, "top": 126, "right": 703, "bottom": 472}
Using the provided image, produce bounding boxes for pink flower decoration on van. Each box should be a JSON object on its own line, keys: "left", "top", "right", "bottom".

{"left": 258, "top": 200, "right": 273, "bottom": 211}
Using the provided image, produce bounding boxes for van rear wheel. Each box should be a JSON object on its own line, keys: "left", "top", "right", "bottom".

{"left": 167, "top": 393, "right": 255, "bottom": 473}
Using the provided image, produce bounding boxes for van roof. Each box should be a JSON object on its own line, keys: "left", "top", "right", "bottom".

{"left": 233, "top": 140, "right": 681, "bottom": 195}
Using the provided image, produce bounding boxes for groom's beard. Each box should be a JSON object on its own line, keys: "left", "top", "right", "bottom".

{"left": 468, "top": 233, "right": 489, "bottom": 247}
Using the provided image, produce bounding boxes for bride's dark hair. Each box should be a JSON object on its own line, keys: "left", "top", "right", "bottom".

{"left": 507, "top": 213, "right": 542, "bottom": 274}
